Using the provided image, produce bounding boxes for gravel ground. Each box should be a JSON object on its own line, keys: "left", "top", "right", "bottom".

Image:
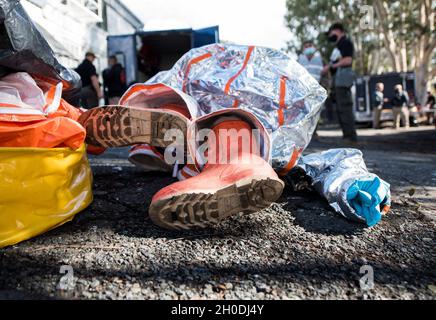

{"left": 0, "top": 126, "right": 435, "bottom": 300}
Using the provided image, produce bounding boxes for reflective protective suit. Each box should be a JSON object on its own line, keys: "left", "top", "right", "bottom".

{"left": 119, "top": 44, "right": 390, "bottom": 227}
{"left": 121, "top": 44, "right": 327, "bottom": 176}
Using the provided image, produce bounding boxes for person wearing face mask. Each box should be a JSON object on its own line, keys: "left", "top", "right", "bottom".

{"left": 298, "top": 40, "right": 323, "bottom": 82}
{"left": 322, "top": 23, "right": 357, "bottom": 143}
{"left": 390, "top": 84, "right": 410, "bottom": 129}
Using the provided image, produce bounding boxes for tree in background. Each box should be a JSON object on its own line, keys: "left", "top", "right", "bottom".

{"left": 285, "top": 0, "right": 435, "bottom": 105}
{"left": 374, "top": 0, "right": 435, "bottom": 106}
{"left": 285, "top": 0, "right": 385, "bottom": 75}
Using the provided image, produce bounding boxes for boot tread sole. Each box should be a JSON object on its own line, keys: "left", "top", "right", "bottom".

{"left": 149, "top": 178, "right": 284, "bottom": 230}
{"left": 78, "top": 106, "right": 187, "bottom": 148}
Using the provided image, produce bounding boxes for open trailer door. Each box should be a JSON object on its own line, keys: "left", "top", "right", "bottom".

{"left": 109, "top": 26, "right": 219, "bottom": 84}
{"left": 192, "top": 26, "right": 219, "bottom": 48}
{"left": 107, "top": 34, "right": 137, "bottom": 86}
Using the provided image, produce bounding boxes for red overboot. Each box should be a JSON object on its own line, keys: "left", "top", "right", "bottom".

{"left": 149, "top": 118, "right": 284, "bottom": 230}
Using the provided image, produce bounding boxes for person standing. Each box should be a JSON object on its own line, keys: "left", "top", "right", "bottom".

{"left": 103, "top": 56, "right": 127, "bottom": 105}
{"left": 423, "top": 91, "right": 435, "bottom": 125}
{"left": 75, "top": 52, "right": 102, "bottom": 109}
{"left": 298, "top": 40, "right": 323, "bottom": 82}
{"left": 322, "top": 23, "right": 357, "bottom": 142}
{"left": 391, "top": 84, "right": 410, "bottom": 129}
{"left": 372, "top": 82, "right": 388, "bottom": 129}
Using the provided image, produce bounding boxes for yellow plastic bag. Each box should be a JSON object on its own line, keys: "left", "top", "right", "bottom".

{"left": 0, "top": 144, "right": 93, "bottom": 248}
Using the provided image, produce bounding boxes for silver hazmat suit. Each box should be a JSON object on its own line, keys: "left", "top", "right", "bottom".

{"left": 297, "top": 148, "right": 391, "bottom": 226}
{"left": 119, "top": 44, "right": 390, "bottom": 225}
{"left": 141, "top": 43, "right": 327, "bottom": 173}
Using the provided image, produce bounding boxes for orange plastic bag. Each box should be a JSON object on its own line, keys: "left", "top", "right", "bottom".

{"left": 0, "top": 72, "right": 85, "bottom": 149}
{"left": 0, "top": 117, "right": 85, "bottom": 149}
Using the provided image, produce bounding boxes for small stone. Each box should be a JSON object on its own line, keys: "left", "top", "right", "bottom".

{"left": 317, "top": 288, "right": 329, "bottom": 295}
{"left": 359, "top": 257, "right": 368, "bottom": 264}
{"left": 131, "top": 284, "right": 141, "bottom": 294}
{"left": 256, "top": 283, "right": 271, "bottom": 293}
{"left": 256, "top": 292, "right": 265, "bottom": 299}
{"left": 216, "top": 284, "right": 227, "bottom": 291}
{"left": 204, "top": 284, "right": 214, "bottom": 295}
{"left": 90, "top": 279, "right": 100, "bottom": 288}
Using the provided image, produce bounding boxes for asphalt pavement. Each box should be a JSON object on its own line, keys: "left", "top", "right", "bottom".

{"left": 0, "top": 125, "right": 435, "bottom": 300}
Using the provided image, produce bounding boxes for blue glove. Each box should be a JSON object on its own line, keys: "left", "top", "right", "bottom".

{"left": 346, "top": 176, "right": 390, "bottom": 227}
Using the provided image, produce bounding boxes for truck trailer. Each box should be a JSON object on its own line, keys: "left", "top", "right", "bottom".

{"left": 354, "top": 72, "right": 417, "bottom": 124}
{"left": 107, "top": 26, "right": 219, "bottom": 86}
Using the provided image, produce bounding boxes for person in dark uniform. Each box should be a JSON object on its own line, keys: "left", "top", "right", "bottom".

{"left": 424, "top": 91, "right": 436, "bottom": 125}
{"left": 391, "top": 84, "right": 410, "bottom": 129}
{"left": 322, "top": 23, "right": 357, "bottom": 142}
{"left": 75, "top": 52, "right": 102, "bottom": 109}
{"left": 103, "top": 55, "right": 127, "bottom": 105}
{"left": 372, "top": 82, "right": 389, "bottom": 129}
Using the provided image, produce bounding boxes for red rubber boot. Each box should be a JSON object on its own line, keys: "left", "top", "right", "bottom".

{"left": 149, "top": 119, "right": 284, "bottom": 230}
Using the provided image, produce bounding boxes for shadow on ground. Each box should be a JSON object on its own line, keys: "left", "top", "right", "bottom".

{"left": 312, "top": 127, "right": 436, "bottom": 154}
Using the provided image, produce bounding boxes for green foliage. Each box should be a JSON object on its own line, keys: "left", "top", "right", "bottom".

{"left": 285, "top": 0, "right": 377, "bottom": 74}
{"left": 285, "top": 0, "right": 436, "bottom": 78}
{"left": 285, "top": 0, "right": 385, "bottom": 74}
